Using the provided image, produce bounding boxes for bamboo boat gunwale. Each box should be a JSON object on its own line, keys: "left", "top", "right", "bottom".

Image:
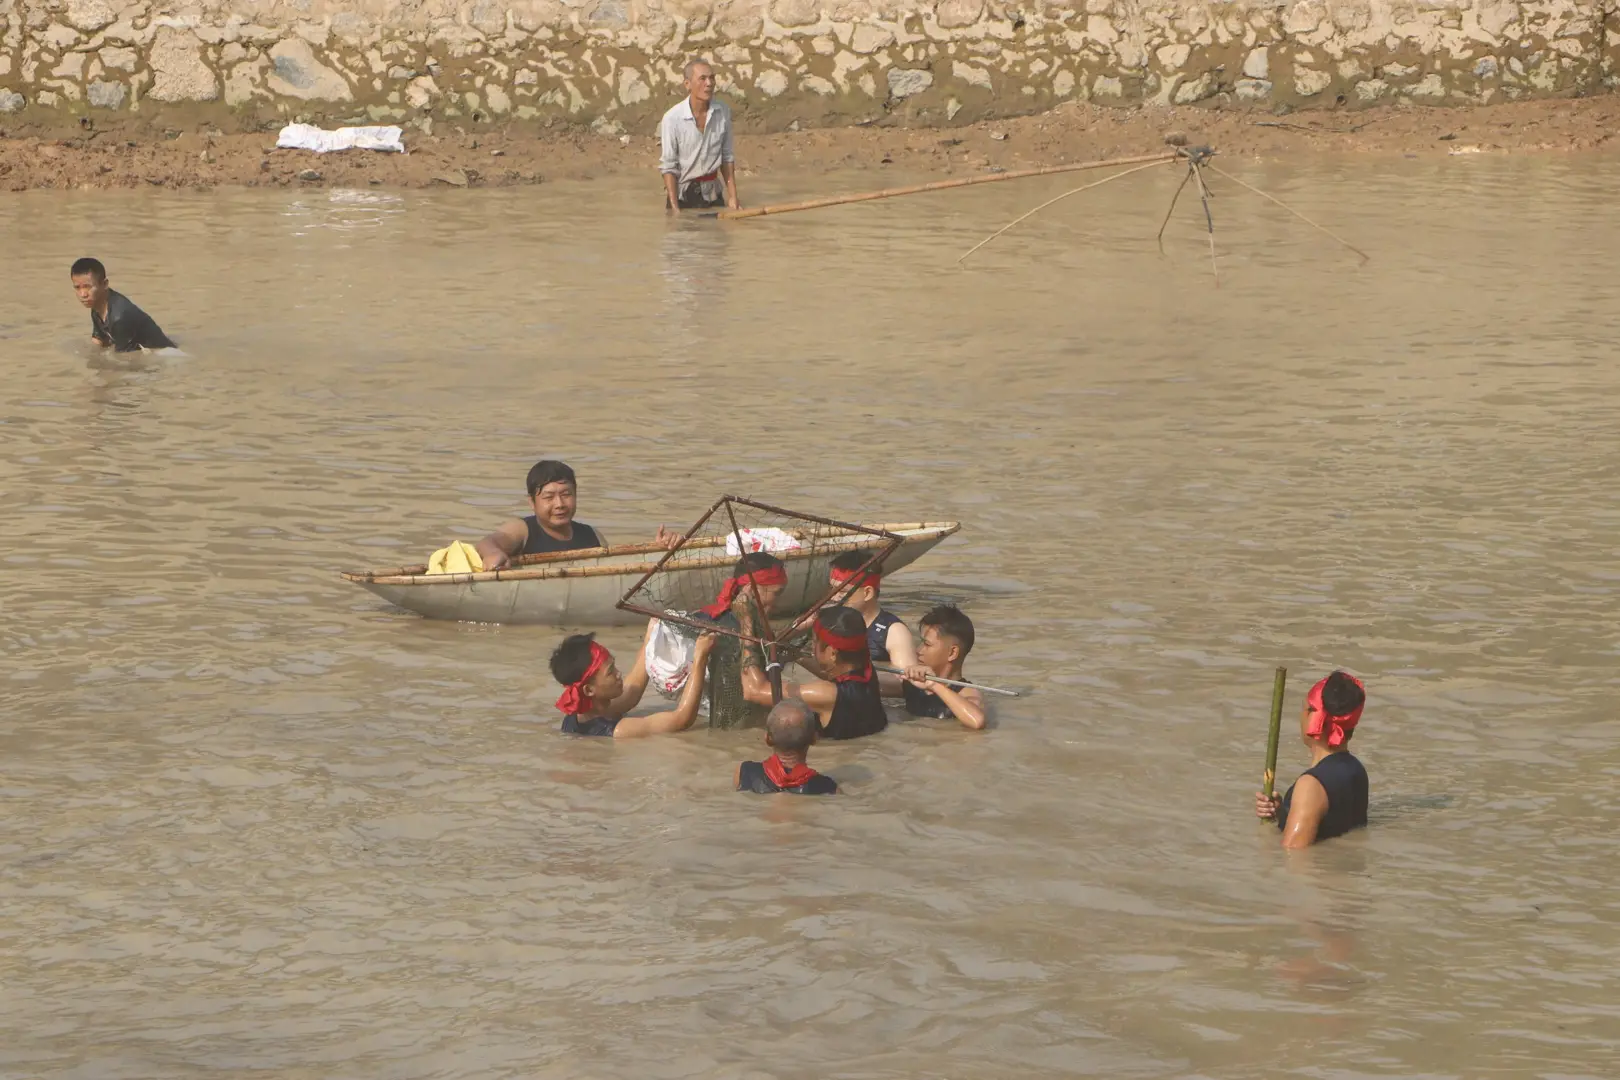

{"left": 339, "top": 521, "right": 959, "bottom": 588}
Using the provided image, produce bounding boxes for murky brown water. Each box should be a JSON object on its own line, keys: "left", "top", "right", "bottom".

{"left": 3, "top": 157, "right": 1618, "bottom": 1078}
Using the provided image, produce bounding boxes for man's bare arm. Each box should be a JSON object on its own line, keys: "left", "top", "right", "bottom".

{"left": 613, "top": 635, "right": 715, "bottom": 738}
{"left": 662, "top": 170, "right": 682, "bottom": 211}
{"left": 884, "top": 622, "right": 919, "bottom": 671}
{"left": 720, "top": 162, "right": 739, "bottom": 210}
{"left": 1279, "top": 774, "right": 1328, "bottom": 849}
{"left": 473, "top": 518, "right": 528, "bottom": 571}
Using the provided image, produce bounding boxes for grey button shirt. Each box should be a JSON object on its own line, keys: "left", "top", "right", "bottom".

{"left": 658, "top": 97, "right": 734, "bottom": 186}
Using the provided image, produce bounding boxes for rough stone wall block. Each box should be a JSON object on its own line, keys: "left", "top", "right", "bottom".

{"left": 0, "top": 0, "right": 1612, "bottom": 135}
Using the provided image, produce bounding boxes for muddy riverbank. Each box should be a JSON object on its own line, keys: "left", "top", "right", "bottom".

{"left": 2, "top": 97, "right": 1615, "bottom": 192}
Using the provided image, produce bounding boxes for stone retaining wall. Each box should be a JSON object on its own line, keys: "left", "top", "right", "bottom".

{"left": 0, "top": 0, "right": 1613, "bottom": 134}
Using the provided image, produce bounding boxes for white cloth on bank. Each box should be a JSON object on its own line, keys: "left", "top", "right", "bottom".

{"left": 276, "top": 124, "right": 405, "bottom": 154}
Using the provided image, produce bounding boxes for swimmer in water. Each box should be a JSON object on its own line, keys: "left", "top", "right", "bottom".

{"left": 550, "top": 623, "right": 717, "bottom": 738}
{"left": 71, "top": 257, "right": 175, "bottom": 352}
{"left": 735, "top": 699, "right": 838, "bottom": 795}
{"left": 827, "top": 550, "right": 917, "bottom": 672}
{"left": 1256, "top": 671, "right": 1370, "bottom": 848}
{"left": 741, "top": 605, "right": 888, "bottom": 740}
{"left": 891, "top": 604, "right": 987, "bottom": 730}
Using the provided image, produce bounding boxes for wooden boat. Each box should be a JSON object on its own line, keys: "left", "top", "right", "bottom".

{"left": 340, "top": 521, "right": 960, "bottom": 625}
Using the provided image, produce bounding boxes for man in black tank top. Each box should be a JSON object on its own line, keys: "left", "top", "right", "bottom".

{"left": 827, "top": 551, "right": 917, "bottom": 674}
{"left": 740, "top": 605, "right": 888, "bottom": 740}
{"left": 736, "top": 700, "right": 838, "bottom": 795}
{"left": 474, "top": 459, "right": 680, "bottom": 570}
{"left": 1256, "top": 671, "right": 1370, "bottom": 848}
{"left": 550, "top": 625, "right": 718, "bottom": 739}
{"left": 883, "top": 605, "right": 987, "bottom": 730}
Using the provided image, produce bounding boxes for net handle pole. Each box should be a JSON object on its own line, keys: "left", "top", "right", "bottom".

{"left": 614, "top": 495, "right": 727, "bottom": 613}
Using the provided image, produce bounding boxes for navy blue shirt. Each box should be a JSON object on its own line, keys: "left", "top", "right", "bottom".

{"left": 523, "top": 519, "right": 602, "bottom": 556}
{"left": 867, "top": 610, "right": 901, "bottom": 664}
{"left": 737, "top": 759, "right": 838, "bottom": 795}
{"left": 561, "top": 714, "right": 618, "bottom": 737}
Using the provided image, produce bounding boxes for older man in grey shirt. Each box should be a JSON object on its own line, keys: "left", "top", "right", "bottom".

{"left": 659, "top": 59, "right": 741, "bottom": 212}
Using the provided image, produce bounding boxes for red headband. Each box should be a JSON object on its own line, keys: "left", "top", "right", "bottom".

{"left": 555, "top": 641, "right": 610, "bottom": 715}
{"left": 830, "top": 565, "right": 881, "bottom": 593}
{"left": 814, "top": 619, "right": 868, "bottom": 654}
{"left": 700, "top": 565, "right": 789, "bottom": 619}
{"left": 1305, "top": 673, "right": 1365, "bottom": 747}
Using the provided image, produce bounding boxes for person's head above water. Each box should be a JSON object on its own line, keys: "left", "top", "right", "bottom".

{"left": 70, "top": 257, "right": 109, "bottom": 310}
{"left": 550, "top": 632, "right": 623, "bottom": 714}
{"left": 1302, "top": 670, "right": 1365, "bottom": 749}
{"left": 702, "top": 551, "right": 788, "bottom": 618}
{"left": 765, "top": 699, "right": 818, "bottom": 756}
{"left": 829, "top": 550, "right": 883, "bottom": 607}
{"left": 813, "top": 605, "right": 870, "bottom": 673}
{"left": 525, "top": 459, "right": 578, "bottom": 533}
{"left": 917, "top": 604, "right": 974, "bottom": 672}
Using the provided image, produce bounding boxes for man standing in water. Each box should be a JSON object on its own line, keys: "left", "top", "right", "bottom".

{"left": 658, "top": 59, "right": 740, "bottom": 212}
{"left": 1256, "top": 671, "right": 1370, "bottom": 848}
{"left": 70, "top": 258, "right": 174, "bottom": 352}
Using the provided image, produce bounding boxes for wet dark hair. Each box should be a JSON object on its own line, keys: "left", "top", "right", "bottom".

{"left": 731, "top": 550, "right": 785, "bottom": 578}
{"left": 70, "top": 257, "right": 106, "bottom": 281}
{"left": 526, "top": 460, "right": 577, "bottom": 498}
{"left": 830, "top": 549, "right": 883, "bottom": 595}
{"left": 816, "top": 604, "right": 870, "bottom": 667}
{"left": 920, "top": 604, "right": 975, "bottom": 657}
{"left": 1321, "top": 670, "right": 1364, "bottom": 718}
{"left": 549, "top": 632, "right": 600, "bottom": 686}
{"left": 766, "top": 699, "right": 818, "bottom": 753}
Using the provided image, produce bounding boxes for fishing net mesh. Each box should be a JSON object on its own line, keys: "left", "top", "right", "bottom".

{"left": 617, "top": 496, "right": 902, "bottom": 730}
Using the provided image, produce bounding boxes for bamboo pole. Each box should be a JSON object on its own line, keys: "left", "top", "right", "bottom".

{"left": 873, "top": 663, "right": 1020, "bottom": 698}
{"left": 956, "top": 158, "right": 1173, "bottom": 264}
{"left": 1263, "top": 666, "right": 1288, "bottom": 798}
{"left": 715, "top": 152, "right": 1179, "bottom": 221}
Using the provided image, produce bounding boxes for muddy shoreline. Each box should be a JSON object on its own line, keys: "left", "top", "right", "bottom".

{"left": 2, "top": 99, "right": 1616, "bottom": 194}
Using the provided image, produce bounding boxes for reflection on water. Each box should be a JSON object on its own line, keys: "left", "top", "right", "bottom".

{"left": 2, "top": 158, "right": 1619, "bottom": 1077}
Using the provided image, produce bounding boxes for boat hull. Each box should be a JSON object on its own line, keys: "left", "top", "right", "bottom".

{"left": 343, "top": 523, "right": 958, "bottom": 626}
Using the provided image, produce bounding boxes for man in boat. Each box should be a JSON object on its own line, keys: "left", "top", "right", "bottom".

{"left": 741, "top": 606, "right": 887, "bottom": 740}
{"left": 71, "top": 257, "right": 175, "bottom": 352}
{"left": 827, "top": 550, "right": 918, "bottom": 672}
{"left": 550, "top": 623, "right": 717, "bottom": 738}
{"left": 1255, "top": 671, "right": 1369, "bottom": 848}
{"left": 658, "top": 59, "right": 740, "bottom": 212}
{"left": 475, "top": 459, "right": 679, "bottom": 570}
{"left": 894, "top": 604, "right": 987, "bottom": 730}
{"left": 736, "top": 700, "right": 838, "bottom": 795}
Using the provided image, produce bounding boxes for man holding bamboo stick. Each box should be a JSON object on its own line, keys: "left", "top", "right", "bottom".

{"left": 1256, "top": 671, "right": 1370, "bottom": 848}
{"left": 658, "top": 59, "right": 740, "bottom": 212}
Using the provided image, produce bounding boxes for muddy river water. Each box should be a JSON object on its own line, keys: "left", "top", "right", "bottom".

{"left": 2, "top": 158, "right": 1617, "bottom": 1078}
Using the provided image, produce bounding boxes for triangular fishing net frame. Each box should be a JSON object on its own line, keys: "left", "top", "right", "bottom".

{"left": 615, "top": 495, "right": 903, "bottom": 653}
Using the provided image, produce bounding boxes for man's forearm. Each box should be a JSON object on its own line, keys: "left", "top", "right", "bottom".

{"left": 662, "top": 171, "right": 681, "bottom": 208}
{"left": 721, "top": 162, "right": 738, "bottom": 206}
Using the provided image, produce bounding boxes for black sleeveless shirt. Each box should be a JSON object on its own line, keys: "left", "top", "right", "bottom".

{"left": 902, "top": 677, "right": 969, "bottom": 719}
{"left": 522, "top": 518, "right": 602, "bottom": 556}
{"left": 867, "top": 610, "right": 901, "bottom": 664}
{"left": 737, "top": 759, "right": 838, "bottom": 795}
{"left": 823, "top": 668, "right": 888, "bottom": 740}
{"left": 561, "top": 714, "right": 618, "bottom": 737}
{"left": 1278, "top": 751, "right": 1368, "bottom": 841}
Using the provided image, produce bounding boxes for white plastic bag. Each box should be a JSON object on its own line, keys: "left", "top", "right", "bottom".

{"left": 644, "top": 615, "right": 697, "bottom": 697}
{"left": 724, "top": 527, "right": 802, "bottom": 556}
{"left": 276, "top": 123, "right": 405, "bottom": 153}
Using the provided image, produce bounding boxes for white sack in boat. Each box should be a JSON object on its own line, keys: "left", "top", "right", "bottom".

{"left": 724, "top": 527, "right": 803, "bottom": 556}
{"left": 645, "top": 615, "right": 696, "bottom": 697}
{"left": 276, "top": 123, "right": 405, "bottom": 154}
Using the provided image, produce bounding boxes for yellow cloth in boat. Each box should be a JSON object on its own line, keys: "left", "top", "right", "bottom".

{"left": 427, "top": 541, "right": 484, "bottom": 575}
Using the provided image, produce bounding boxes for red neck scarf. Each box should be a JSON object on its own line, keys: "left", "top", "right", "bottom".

{"left": 701, "top": 565, "right": 789, "bottom": 619}
{"left": 555, "top": 641, "right": 610, "bottom": 715}
{"left": 764, "top": 754, "right": 819, "bottom": 789}
{"left": 830, "top": 565, "right": 881, "bottom": 594}
{"left": 815, "top": 619, "right": 873, "bottom": 683}
{"left": 1305, "top": 673, "right": 1365, "bottom": 747}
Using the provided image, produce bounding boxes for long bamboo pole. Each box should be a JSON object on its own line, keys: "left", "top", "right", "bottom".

{"left": 1263, "top": 666, "right": 1288, "bottom": 798}
{"left": 715, "top": 152, "right": 1179, "bottom": 221}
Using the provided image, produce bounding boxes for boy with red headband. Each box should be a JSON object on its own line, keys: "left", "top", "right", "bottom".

{"left": 736, "top": 700, "right": 838, "bottom": 795}
{"left": 549, "top": 623, "right": 717, "bottom": 738}
{"left": 1256, "top": 670, "right": 1369, "bottom": 848}
{"left": 741, "top": 605, "right": 888, "bottom": 740}
{"left": 827, "top": 550, "right": 917, "bottom": 671}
